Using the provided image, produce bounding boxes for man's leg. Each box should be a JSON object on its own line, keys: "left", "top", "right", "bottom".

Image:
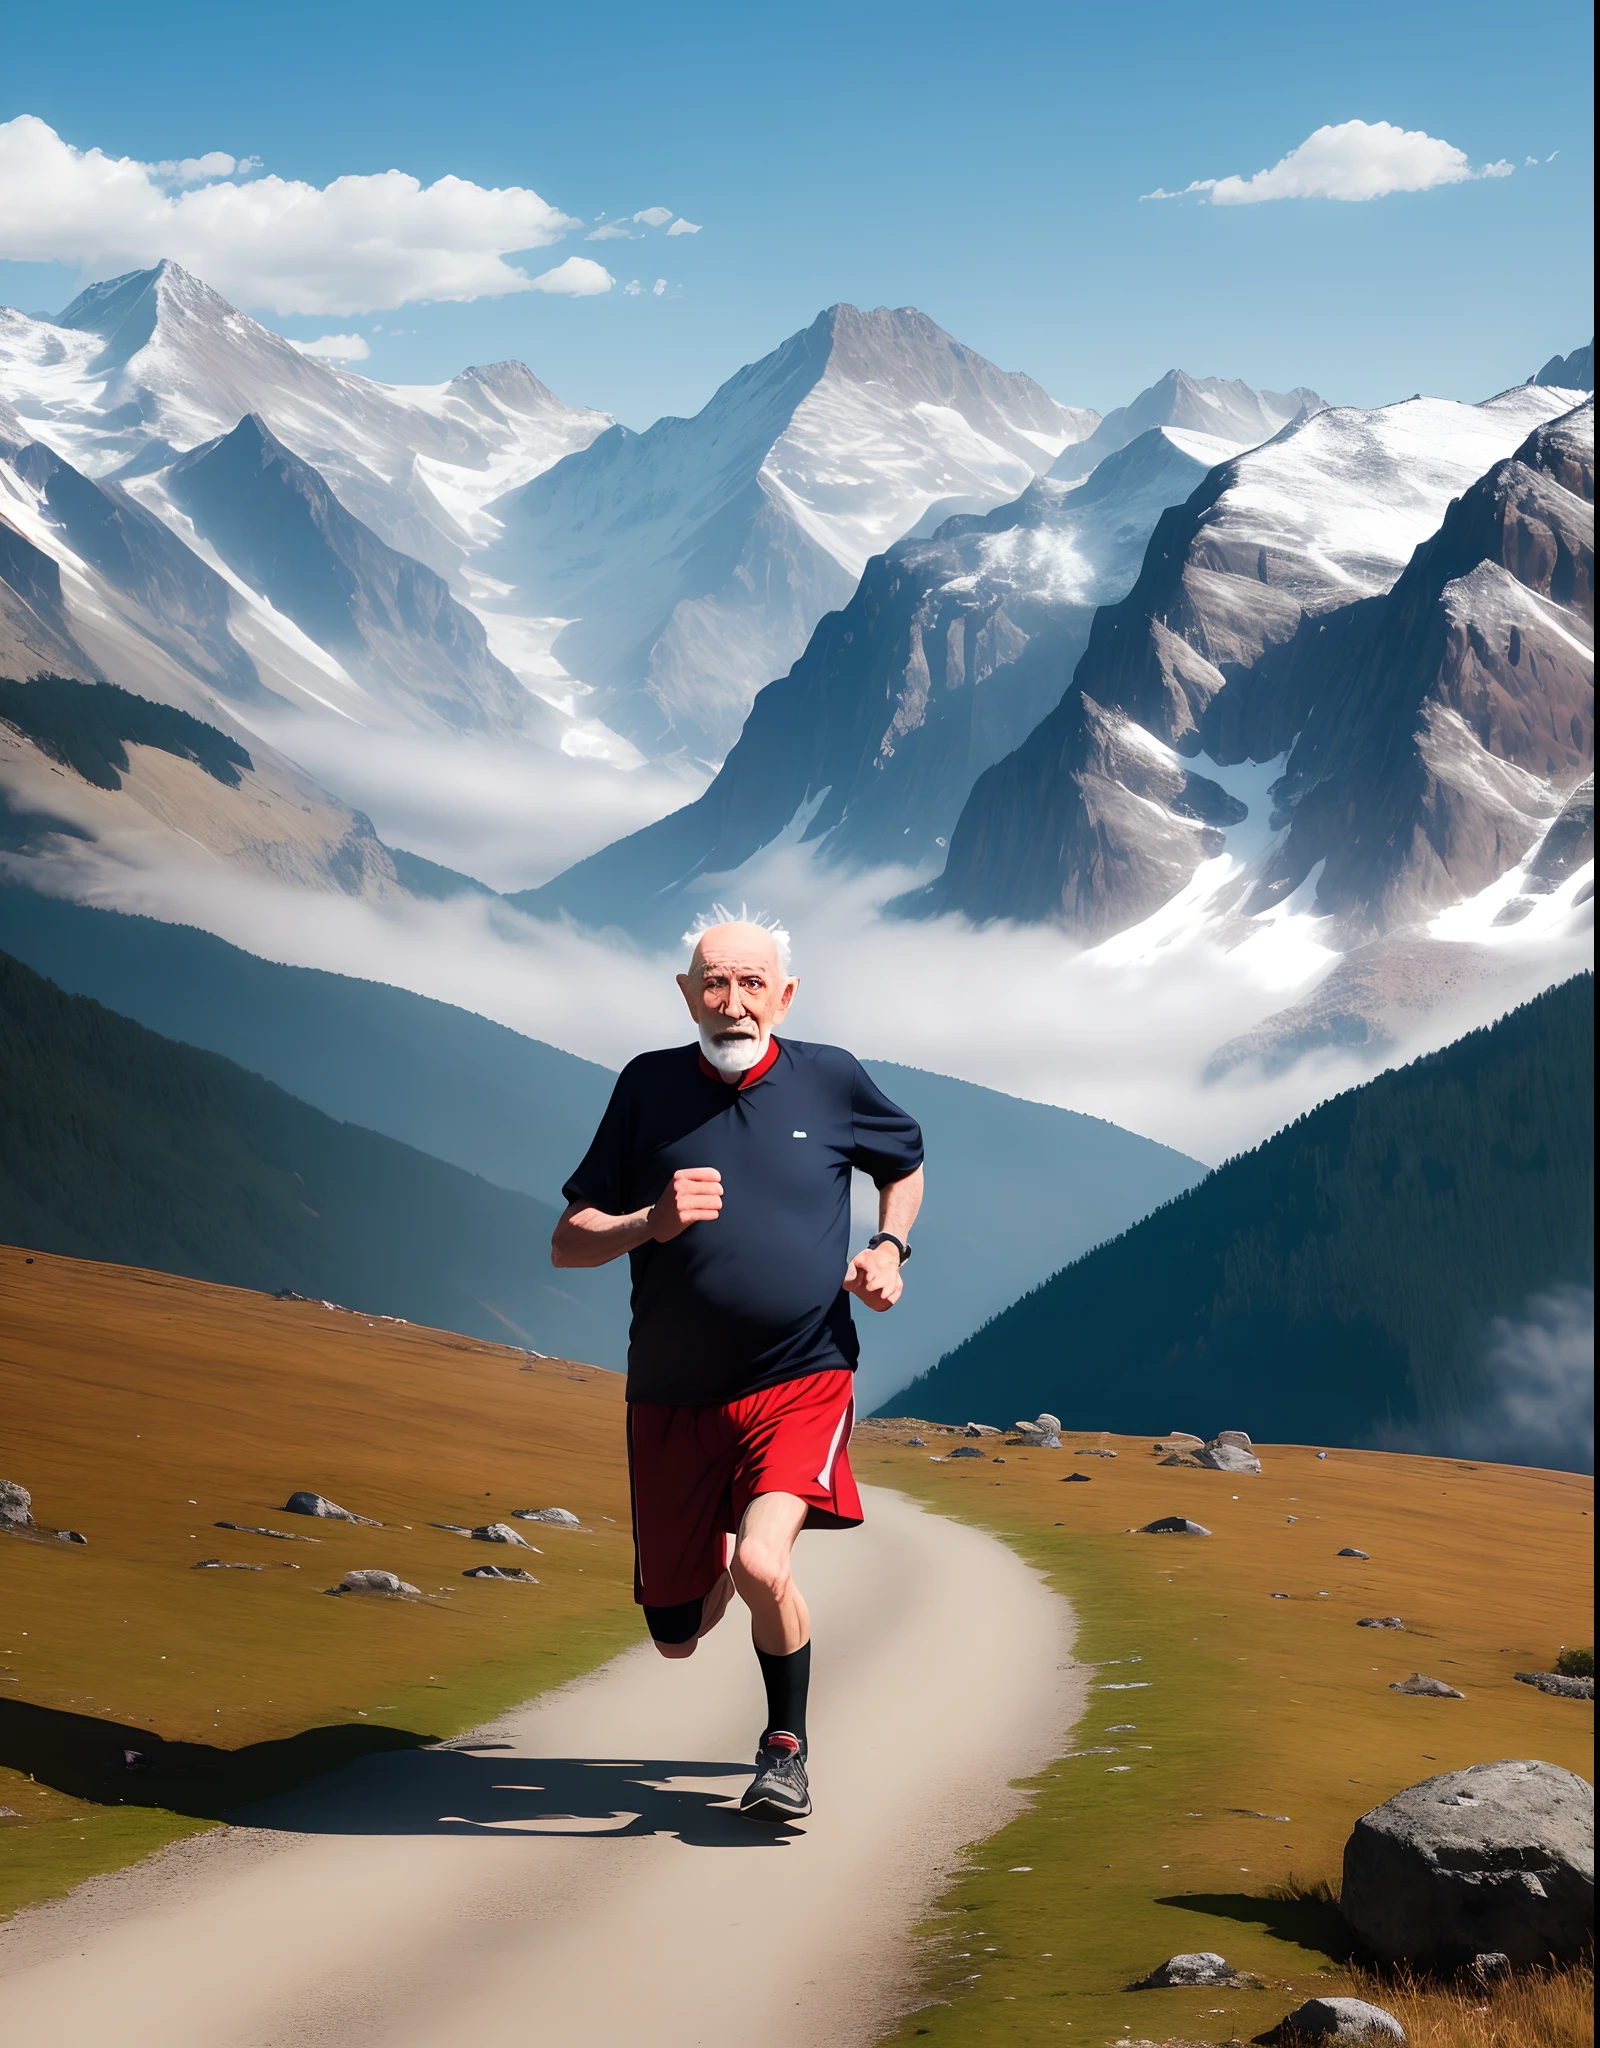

{"left": 731, "top": 1489, "right": 810, "bottom": 1655}
{"left": 651, "top": 1566, "right": 735, "bottom": 1661}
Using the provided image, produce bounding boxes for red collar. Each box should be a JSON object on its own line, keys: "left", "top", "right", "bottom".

{"left": 697, "top": 1035, "right": 782, "bottom": 1089}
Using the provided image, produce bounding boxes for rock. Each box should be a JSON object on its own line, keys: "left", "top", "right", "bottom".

{"left": 1140, "top": 1516, "right": 1212, "bottom": 1536}
{"left": 1160, "top": 1451, "right": 1206, "bottom": 1466}
{"left": 1256, "top": 1994, "right": 1405, "bottom": 2041}
{"left": 1341, "top": 1758, "right": 1595, "bottom": 1966}
{"left": 192, "top": 1559, "right": 265, "bottom": 1570}
{"left": 54, "top": 1529, "right": 88, "bottom": 1544}
{"left": 463, "top": 1565, "right": 539, "bottom": 1582}
{"left": 1133, "top": 1950, "right": 1244, "bottom": 1988}
{"left": 1389, "top": 1673, "right": 1465, "bottom": 1697}
{"left": 215, "top": 1520, "right": 317, "bottom": 1541}
{"left": 1062, "top": 1473, "right": 1092, "bottom": 1483}
{"left": 1515, "top": 1671, "right": 1595, "bottom": 1700}
{"left": 1036, "top": 1413, "right": 1062, "bottom": 1434}
{"left": 963, "top": 1422, "right": 1002, "bottom": 1437}
{"left": 1338, "top": 1547, "right": 1370, "bottom": 1558}
{"left": 1198, "top": 1441, "right": 1263, "bottom": 1474}
{"left": 905, "top": 1436, "right": 926, "bottom": 1447}
{"left": 950, "top": 1446, "right": 986, "bottom": 1459}
{"left": 471, "top": 1522, "right": 533, "bottom": 1546}
{"left": 1160, "top": 1432, "right": 1205, "bottom": 1448}
{"left": 0, "top": 1480, "right": 32, "bottom": 1528}
{"left": 1214, "top": 1430, "right": 1254, "bottom": 1450}
{"left": 284, "top": 1491, "right": 382, "bottom": 1526}
{"left": 334, "top": 1569, "right": 420, "bottom": 1597}
{"left": 1077, "top": 1447, "right": 1118, "bottom": 1458}
{"left": 511, "top": 1507, "right": 580, "bottom": 1525}
{"left": 1471, "top": 1951, "right": 1510, "bottom": 1982}
{"left": 1358, "top": 1617, "right": 1405, "bottom": 1630}
{"left": 1317, "top": 1451, "right": 1328, "bottom": 1459}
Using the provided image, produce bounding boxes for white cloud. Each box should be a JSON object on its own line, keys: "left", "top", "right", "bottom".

{"left": 666, "top": 217, "right": 702, "bottom": 236}
{"left": 632, "top": 206, "right": 673, "bottom": 227}
{"left": 1143, "top": 118, "right": 1514, "bottom": 206}
{"left": 289, "top": 332, "right": 371, "bottom": 361}
{"left": 585, "top": 221, "right": 636, "bottom": 240}
{"left": 150, "top": 151, "right": 257, "bottom": 185}
{"left": 652, "top": 278, "right": 667, "bottom": 296}
{"left": 624, "top": 279, "right": 643, "bottom": 295}
{"left": 0, "top": 113, "right": 591, "bottom": 314}
{"left": 525, "top": 256, "right": 614, "bottom": 297}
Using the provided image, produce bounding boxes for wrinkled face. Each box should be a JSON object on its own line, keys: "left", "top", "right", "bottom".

{"left": 677, "top": 923, "right": 798, "bottom": 1063}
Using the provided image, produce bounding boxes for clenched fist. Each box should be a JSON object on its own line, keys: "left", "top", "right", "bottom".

{"left": 650, "top": 1167, "right": 724, "bottom": 1241}
{"left": 843, "top": 1242, "right": 904, "bottom": 1313}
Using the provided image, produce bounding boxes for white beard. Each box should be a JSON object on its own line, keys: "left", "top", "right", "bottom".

{"left": 699, "top": 1025, "right": 767, "bottom": 1076}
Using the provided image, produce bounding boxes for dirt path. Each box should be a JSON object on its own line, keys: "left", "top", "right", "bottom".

{"left": 0, "top": 1487, "right": 1080, "bottom": 2047}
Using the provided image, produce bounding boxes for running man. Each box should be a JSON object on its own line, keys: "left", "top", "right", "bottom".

{"left": 551, "top": 913, "right": 923, "bottom": 1821}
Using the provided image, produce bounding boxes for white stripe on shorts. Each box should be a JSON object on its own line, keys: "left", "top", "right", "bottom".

{"left": 815, "top": 1393, "right": 854, "bottom": 1492}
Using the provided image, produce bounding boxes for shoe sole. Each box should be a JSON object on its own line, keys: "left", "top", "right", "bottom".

{"left": 738, "top": 1793, "right": 812, "bottom": 1821}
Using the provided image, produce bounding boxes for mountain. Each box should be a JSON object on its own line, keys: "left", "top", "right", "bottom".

{"left": 484, "top": 304, "right": 1098, "bottom": 766}
{"left": 1532, "top": 340, "right": 1593, "bottom": 392}
{"left": 913, "top": 383, "right": 1584, "bottom": 939}
{"left": 0, "top": 947, "right": 618, "bottom": 1360}
{"left": 5, "top": 262, "right": 610, "bottom": 572}
{"left": 165, "top": 415, "right": 555, "bottom": 738}
{"left": 1047, "top": 369, "right": 1323, "bottom": 483}
{"left": 515, "top": 418, "right": 1263, "bottom": 932}
{"left": 0, "top": 886, "right": 1205, "bottom": 1397}
{"left": 888, "top": 974, "right": 1595, "bottom": 1464}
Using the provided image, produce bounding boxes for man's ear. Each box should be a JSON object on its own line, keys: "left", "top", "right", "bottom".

{"left": 775, "top": 975, "right": 799, "bottom": 1021}
{"left": 675, "top": 971, "right": 697, "bottom": 1016}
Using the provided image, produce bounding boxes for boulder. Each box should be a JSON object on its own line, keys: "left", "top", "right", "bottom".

{"left": 512, "top": 1507, "right": 581, "bottom": 1526}
{"left": 1132, "top": 1950, "right": 1244, "bottom": 1988}
{"left": 1389, "top": 1674, "right": 1465, "bottom": 1697}
{"left": 334, "top": 1569, "right": 420, "bottom": 1597}
{"left": 1140, "top": 1516, "right": 1212, "bottom": 1536}
{"left": 0, "top": 1480, "right": 32, "bottom": 1528}
{"left": 1013, "top": 1417, "right": 1063, "bottom": 1448}
{"left": 1515, "top": 1671, "right": 1595, "bottom": 1700}
{"left": 1160, "top": 1432, "right": 1205, "bottom": 1448}
{"left": 1214, "top": 1430, "right": 1254, "bottom": 1450}
{"left": 1198, "top": 1441, "right": 1263, "bottom": 1474}
{"left": 1077, "top": 1447, "right": 1118, "bottom": 1458}
{"left": 1256, "top": 1995, "right": 1405, "bottom": 2041}
{"left": 1160, "top": 1451, "right": 1206, "bottom": 1467}
{"left": 1340, "top": 1758, "right": 1594, "bottom": 1966}
{"left": 284, "top": 1491, "right": 382, "bottom": 1526}
{"left": 463, "top": 1565, "right": 539, "bottom": 1582}
{"left": 471, "top": 1522, "right": 533, "bottom": 1546}
{"left": 950, "top": 1447, "right": 986, "bottom": 1460}
{"left": 1358, "top": 1617, "right": 1405, "bottom": 1631}
{"left": 963, "top": 1422, "right": 1002, "bottom": 1437}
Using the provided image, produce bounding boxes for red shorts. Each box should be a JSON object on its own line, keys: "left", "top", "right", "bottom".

{"left": 627, "top": 1368, "right": 862, "bottom": 1636}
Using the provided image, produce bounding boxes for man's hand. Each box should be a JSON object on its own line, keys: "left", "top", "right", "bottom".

{"left": 650, "top": 1167, "right": 724, "bottom": 1241}
{"left": 844, "top": 1241, "right": 904, "bottom": 1313}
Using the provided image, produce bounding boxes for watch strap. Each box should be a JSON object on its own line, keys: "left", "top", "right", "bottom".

{"left": 867, "top": 1232, "right": 910, "bottom": 1263}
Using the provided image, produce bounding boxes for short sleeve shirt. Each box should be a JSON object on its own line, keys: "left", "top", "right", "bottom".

{"left": 562, "top": 1038, "right": 923, "bottom": 1405}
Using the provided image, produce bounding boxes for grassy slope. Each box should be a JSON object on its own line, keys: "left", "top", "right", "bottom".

{"left": 0, "top": 1244, "right": 640, "bottom": 1919}
{"left": 850, "top": 1422, "right": 1594, "bottom": 2046}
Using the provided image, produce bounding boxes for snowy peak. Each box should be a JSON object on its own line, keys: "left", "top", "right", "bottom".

{"left": 1050, "top": 369, "right": 1324, "bottom": 483}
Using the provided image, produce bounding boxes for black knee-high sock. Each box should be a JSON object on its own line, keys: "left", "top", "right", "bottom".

{"left": 755, "top": 1640, "right": 810, "bottom": 1745}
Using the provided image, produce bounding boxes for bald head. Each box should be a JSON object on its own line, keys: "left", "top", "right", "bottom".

{"left": 678, "top": 920, "right": 799, "bottom": 1077}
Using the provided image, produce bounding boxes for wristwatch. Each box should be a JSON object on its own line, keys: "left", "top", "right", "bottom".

{"left": 867, "top": 1232, "right": 911, "bottom": 1263}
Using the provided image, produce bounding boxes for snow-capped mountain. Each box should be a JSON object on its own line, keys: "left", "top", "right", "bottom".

{"left": 0, "top": 262, "right": 611, "bottom": 573}
{"left": 484, "top": 304, "right": 1098, "bottom": 767}
{"left": 1532, "top": 339, "right": 1593, "bottom": 391}
{"left": 918, "top": 382, "right": 1586, "bottom": 938}
{"left": 1048, "top": 369, "right": 1323, "bottom": 483}
{"left": 518, "top": 412, "right": 1267, "bottom": 933}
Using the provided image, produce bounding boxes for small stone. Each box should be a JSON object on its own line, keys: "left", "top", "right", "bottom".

{"left": 1077, "top": 1447, "right": 1118, "bottom": 1458}
{"left": 192, "top": 1559, "right": 265, "bottom": 1570}
{"left": 1272, "top": 1592, "right": 1290, "bottom": 1599}
{"left": 1062, "top": 1473, "right": 1092, "bottom": 1483}
{"left": 334, "top": 1569, "right": 420, "bottom": 1596}
{"left": 1339, "top": 1547, "right": 1370, "bottom": 1559}
{"left": 215, "top": 1521, "right": 317, "bottom": 1542}
{"left": 471, "top": 1522, "right": 534, "bottom": 1546}
{"left": 1471, "top": 1952, "right": 1510, "bottom": 1982}
{"left": 284, "top": 1491, "right": 382, "bottom": 1526}
{"left": 1258, "top": 1993, "right": 1406, "bottom": 2041}
{"left": 0, "top": 1480, "right": 32, "bottom": 1528}
{"left": 511, "top": 1507, "right": 580, "bottom": 1526}
{"left": 1139, "top": 1515, "right": 1212, "bottom": 1536}
{"left": 904, "top": 1436, "right": 926, "bottom": 1447}
{"left": 463, "top": 1565, "right": 539, "bottom": 1582}
{"left": 950, "top": 1446, "right": 985, "bottom": 1459}
{"left": 1133, "top": 1951, "right": 1242, "bottom": 1988}
{"left": 963, "top": 1422, "right": 1003, "bottom": 1437}
{"left": 1317, "top": 1451, "right": 1328, "bottom": 1459}
{"left": 1389, "top": 1673, "right": 1465, "bottom": 1697}
{"left": 54, "top": 1529, "right": 88, "bottom": 1545}
{"left": 1514, "top": 1671, "right": 1595, "bottom": 1700}
{"left": 1358, "top": 1616, "right": 1405, "bottom": 1630}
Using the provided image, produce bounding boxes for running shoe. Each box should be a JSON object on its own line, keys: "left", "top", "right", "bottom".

{"left": 738, "top": 1731, "right": 811, "bottom": 1820}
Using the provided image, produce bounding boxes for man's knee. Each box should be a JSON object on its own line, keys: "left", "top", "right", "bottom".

{"left": 731, "top": 1536, "right": 790, "bottom": 1600}
{"left": 654, "top": 1637, "right": 697, "bottom": 1660}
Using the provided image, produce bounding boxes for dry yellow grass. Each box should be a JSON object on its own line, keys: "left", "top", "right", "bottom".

{"left": 0, "top": 1243, "right": 640, "bottom": 1915}
{"left": 851, "top": 1419, "right": 1595, "bottom": 2045}
{"left": 1346, "top": 1961, "right": 1594, "bottom": 2048}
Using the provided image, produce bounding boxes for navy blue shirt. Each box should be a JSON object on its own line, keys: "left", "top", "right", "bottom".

{"left": 562, "top": 1038, "right": 923, "bottom": 1406}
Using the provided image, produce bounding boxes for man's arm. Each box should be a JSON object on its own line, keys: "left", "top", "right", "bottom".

{"left": 550, "top": 1168, "right": 723, "bottom": 1268}
{"left": 843, "top": 1165, "right": 924, "bottom": 1313}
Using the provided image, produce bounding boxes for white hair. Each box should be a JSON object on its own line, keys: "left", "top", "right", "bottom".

{"left": 681, "top": 902, "right": 794, "bottom": 976}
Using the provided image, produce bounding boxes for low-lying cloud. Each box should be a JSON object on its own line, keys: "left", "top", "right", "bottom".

{"left": 1448, "top": 1285, "right": 1595, "bottom": 1473}
{"left": 1144, "top": 118, "right": 1514, "bottom": 205}
{"left": 0, "top": 113, "right": 608, "bottom": 315}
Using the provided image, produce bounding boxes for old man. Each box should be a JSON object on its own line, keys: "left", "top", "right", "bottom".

{"left": 552, "top": 912, "right": 924, "bottom": 1820}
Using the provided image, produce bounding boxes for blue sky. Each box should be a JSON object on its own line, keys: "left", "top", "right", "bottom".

{"left": 3, "top": 0, "right": 1592, "bottom": 427}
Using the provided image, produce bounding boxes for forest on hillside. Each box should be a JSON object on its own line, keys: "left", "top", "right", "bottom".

{"left": 893, "top": 975, "right": 1595, "bottom": 1458}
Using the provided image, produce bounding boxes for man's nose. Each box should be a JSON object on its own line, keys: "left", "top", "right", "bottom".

{"left": 722, "top": 980, "right": 746, "bottom": 1018}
